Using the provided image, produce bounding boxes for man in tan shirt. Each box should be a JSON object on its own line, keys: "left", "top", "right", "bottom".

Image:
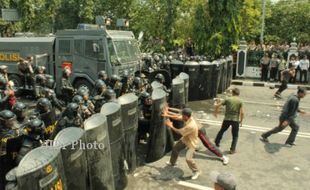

{"left": 164, "top": 108, "right": 201, "bottom": 180}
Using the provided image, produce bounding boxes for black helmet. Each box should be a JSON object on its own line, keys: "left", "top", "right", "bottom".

{"left": 95, "top": 80, "right": 107, "bottom": 94}
{"left": 98, "top": 70, "right": 107, "bottom": 80}
{"left": 13, "top": 102, "right": 27, "bottom": 122}
{"left": 133, "top": 77, "right": 142, "bottom": 87}
{"left": 0, "top": 76, "right": 7, "bottom": 90}
{"left": 36, "top": 98, "right": 51, "bottom": 113}
{"left": 35, "top": 74, "right": 46, "bottom": 86}
{"left": 0, "top": 110, "right": 16, "bottom": 121}
{"left": 140, "top": 91, "right": 150, "bottom": 99}
{"left": 155, "top": 73, "right": 165, "bottom": 83}
{"left": 77, "top": 87, "right": 89, "bottom": 97}
{"left": 104, "top": 89, "right": 116, "bottom": 101}
{"left": 67, "top": 103, "right": 79, "bottom": 118}
{"left": 0, "top": 110, "right": 16, "bottom": 128}
{"left": 27, "top": 118, "right": 45, "bottom": 140}
{"left": 35, "top": 66, "right": 46, "bottom": 74}
{"left": 111, "top": 74, "right": 121, "bottom": 82}
{"left": 72, "top": 95, "right": 84, "bottom": 104}
{"left": 140, "top": 92, "right": 152, "bottom": 105}
{"left": 46, "top": 78, "right": 55, "bottom": 89}
{"left": 153, "top": 54, "right": 160, "bottom": 62}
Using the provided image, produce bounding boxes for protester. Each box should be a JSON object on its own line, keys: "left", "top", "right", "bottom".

{"left": 274, "top": 65, "right": 296, "bottom": 99}
{"left": 214, "top": 88, "right": 244, "bottom": 154}
{"left": 164, "top": 108, "right": 201, "bottom": 180}
{"left": 261, "top": 88, "right": 308, "bottom": 146}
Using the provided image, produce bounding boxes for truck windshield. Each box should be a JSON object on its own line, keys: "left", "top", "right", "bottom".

{"left": 108, "top": 39, "right": 140, "bottom": 65}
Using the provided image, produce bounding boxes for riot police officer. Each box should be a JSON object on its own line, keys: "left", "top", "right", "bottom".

{"left": 15, "top": 118, "right": 45, "bottom": 164}
{"left": 92, "top": 80, "right": 108, "bottom": 112}
{"left": 52, "top": 103, "right": 83, "bottom": 139}
{"left": 138, "top": 92, "right": 152, "bottom": 143}
{"left": 104, "top": 88, "right": 117, "bottom": 103}
{"left": 31, "top": 98, "right": 57, "bottom": 140}
{"left": 61, "top": 67, "right": 75, "bottom": 103}
{"left": 109, "top": 74, "right": 122, "bottom": 98}
{"left": 77, "top": 87, "right": 95, "bottom": 118}
{"left": 34, "top": 74, "right": 46, "bottom": 98}
{"left": 0, "top": 110, "right": 19, "bottom": 190}
{"left": 12, "top": 102, "right": 27, "bottom": 125}
{"left": 132, "top": 77, "right": 145, "bottom": 97}
{"left": 120, "top": 70, "right": 133, "bottom": 95}
{"left": 72, "top": 94, "right": 91, "bottom": 120}
{"left": 17, "top": 58, "right": 35, "bottom": 89}
{"left": 44, "top": 78, "right": 63, "bottom": 112}
{"left": 154, "top": 73, "right": 171, "bottom": 94}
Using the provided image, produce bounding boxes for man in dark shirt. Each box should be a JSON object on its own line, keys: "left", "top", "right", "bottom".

{"left": 262, "top": 88, "right": 308, "bottom": 146}
{"left": 274, "top": 66, "right": 295, "bottom": 98}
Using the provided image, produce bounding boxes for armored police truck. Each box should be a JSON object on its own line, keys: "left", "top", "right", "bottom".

{"left": 0, "top": 24, "right": 141, "bottom": 94}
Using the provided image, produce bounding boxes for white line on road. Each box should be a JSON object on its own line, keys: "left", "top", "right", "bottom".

{"left": 196, "top": 119, "right": 310, "bottom": 139}
{"left": 242, "top": 100, "right": 310, "bottom": 110}
{"left": 177, "top": 181, "right": 213, "bottom": 190}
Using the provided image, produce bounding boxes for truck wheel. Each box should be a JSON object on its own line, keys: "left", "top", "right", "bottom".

{"left": 8, "top": 74, "right": 23, "bottom": 91}
{"left": 74, "top": 79, "right": 93, "bottom": 92}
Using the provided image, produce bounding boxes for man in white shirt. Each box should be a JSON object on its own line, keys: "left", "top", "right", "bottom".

{"left": 299, "top": 55, "right": 309, "bottom": 84}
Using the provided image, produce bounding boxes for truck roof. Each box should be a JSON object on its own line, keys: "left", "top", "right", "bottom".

{"left": 56, "top": 29, "right": 135, "bottom": 40}
{"left": 0, "top": 37, "right": 55, "bottom": 43}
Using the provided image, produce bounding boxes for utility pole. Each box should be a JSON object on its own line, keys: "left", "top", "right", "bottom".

{"left": 260, "top": 0, "right": 266, "bottom": 45}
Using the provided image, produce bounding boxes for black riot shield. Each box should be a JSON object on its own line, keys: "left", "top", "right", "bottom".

{"left": 148, "top": 69, "right": 172, "bottom": 89}
{"left": 210, "top": 61, "right": 222, "bottom": 98}
{"left": 218, "top": 59, "right": 227, "bottom": 94}
{"left": 199, "top": 61, "right": 213, "bottom": 100}
{"left": 146, "top": 89, "right": 174, "bottom": 163}
{"left": 15, "top": 146, "right": 67, "bottom": 190}
{"left": 84, "top": 114, "right": 114, "bottom": 190}
{"left": 171, "top": 77, "right": 185, "bottom": 107}
{"left": 178, "top": 72, "right": 189, "bottom": 106}
{"left": 183, "top": 61, "right": 200, "bottom": 101}
{"left": 54, "top": 127, "right": 87, "bottom": 190}
{"left": 39, "top": 109, "right": 57, "bottom": 140}
{"left": 170, "top": 60, "right": 184, "bottom": 79}
{"left": 118, "top": 93, "right": 139, "bottom": 173}
{"left": 100, "top": 103, "right": 127, "bottom": 190}
{"left": 226, "top": 56, "right": 233, "bottom": 89}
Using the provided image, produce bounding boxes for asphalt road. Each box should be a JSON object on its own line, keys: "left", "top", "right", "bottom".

{"left": 127, "top": 85, "right": 310, "bottom": 190}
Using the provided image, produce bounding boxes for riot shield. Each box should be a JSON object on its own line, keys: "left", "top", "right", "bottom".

{"left": 54, "top": 127, "right": 87, "bottom": 190}
{"left": 178, "top": 72, "right": 189, "bottom": 106}
{"left": 210, "top": 61, "right": 221, "bottom": 98}
{"left": 199, "top": 61, "right": 212, "bottom": 100}
{"left": 15, "top": 146, "right": 67, "bottom": 190}
{"left": 183, "top": 61, "right": 200, "bottom": 101}
{"left": 146, "top": 89, "right": 173, "bottom": 163}
{"left": 118, "top": 93, "right": 138, "bottom": 173}
{"left": 100, "top": 103, "right": 127, "bottom": 190}
{"left": 171, "top": 77, "right": 185, "bottom": 107}
{"left": 148, "top": 69, "right": 171, "bottom": 89}
{"left": 218, "top": 59, "right": 227, "bottom": 94}
{"left": 151, "top": 81, "right": 163, "bottom": 90}
{"left": 226, "top": 56, "right": 233, "bottom": 89}
{"left": 170, "top": 60, "right": 184, "bottom": 79}
{"left": 84, "top": 114, "right": 114, "bottom": 190}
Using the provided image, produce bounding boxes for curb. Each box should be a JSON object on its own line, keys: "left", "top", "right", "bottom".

{"left": 231, "top": 80, "right": 310, "bottom": 90}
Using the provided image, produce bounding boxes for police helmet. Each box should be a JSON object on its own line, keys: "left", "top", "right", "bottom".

{"left": 46, "top": 78, "right": 55, "bottom": 89}
{"left": 63, "top": 68, "right": 71, "bottom": 77}
{"left": 111, "top": 74, "right": 121, "bottom": 82}
{"left": 36, "top": 98, "right": 51, "bottom": 112}
{"left": 13, "top": 102, "right": 26, "bottom": 112}
{"left": 140, "top": 91, "right": 150, "bottom": 99}
{"left": 155, "top": 73, "right": 165, "bottom": 83}
{"left": 0, "top": 65, "right": 8, "bottom": 73}
{"left": 77, "top": 87, "right": 89, "bottom": 97}
{"left": 0, "top": 110, "right": 16, "bottom": 121}
{"left": 104, "top": 89, "right": 116, "bottom": 100}
{"left": 98, "top": 70, "right": 107, "bottom": 79}
{"left": 27, "top": 119, "right": 45, "bottom": 140}
{"left": 153, "top": 55, "right": 160, "bottom": 62}
{"left": 72, "top": 95, "right": 84, "bottom": 104}
{"left": 67, "top": 103, "right": 79, "bottom": 117}
{"left": 133, "top": 77, "right": 142, "bottom": 87}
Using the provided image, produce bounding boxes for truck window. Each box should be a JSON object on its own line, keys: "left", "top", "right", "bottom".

{"left": 59, "top": 40, "right": 71, "bottom": 54}
{"left": 74, "top": 40, "right": 83, "bottom": 55}
{"left": 85, "top": 40, "right": 104, "bottom": 59}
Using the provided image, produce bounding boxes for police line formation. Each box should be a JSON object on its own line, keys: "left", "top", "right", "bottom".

{"left": 0, "top": 53, "right": 233, "bottom": 190}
